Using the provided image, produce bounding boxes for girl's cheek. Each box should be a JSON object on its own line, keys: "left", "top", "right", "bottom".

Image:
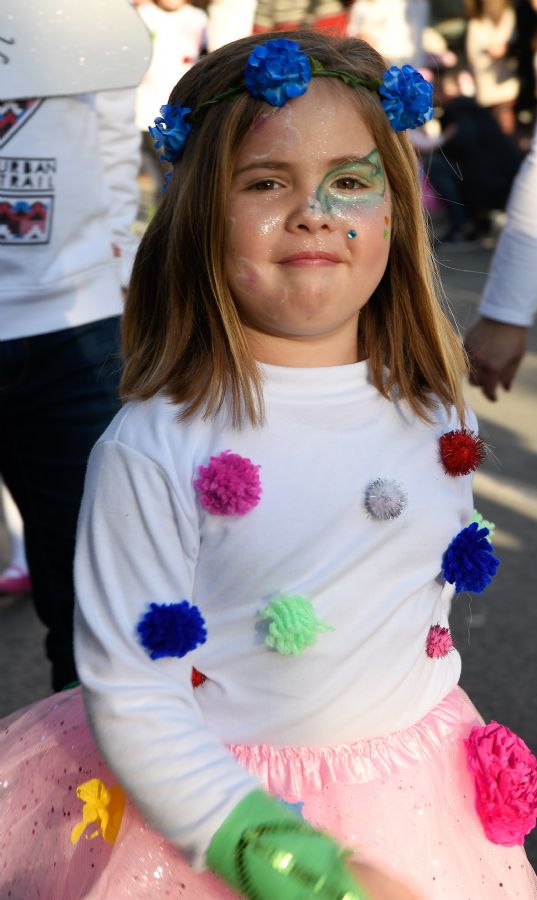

{"left": 337, "top": 203, "right": 388, "bottom": 242}
{"left": 255, "top": 213, "right": 284, "bottom": 236}
{"left": 230, "top": 257, "right": 261, "bottom": 294}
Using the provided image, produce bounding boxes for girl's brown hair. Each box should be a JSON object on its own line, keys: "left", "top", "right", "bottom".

{"left": 121, "top": 30, "right": 468, "bottom": 425}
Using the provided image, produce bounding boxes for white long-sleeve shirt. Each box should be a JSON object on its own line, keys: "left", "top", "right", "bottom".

{"left": 74, "top": 362, "right": 475, "bottom": 866}
{"left": 480, "top": 123, "right": 537, "bottom": 327}
{"left": 0, "top": 90, "right": 140, "bottom": 339}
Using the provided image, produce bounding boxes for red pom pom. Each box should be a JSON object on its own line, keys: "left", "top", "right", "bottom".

{"left": 439, "top": 429, "right": 485, "bottom": 476}
{"left": 191, "top": 667, "right": 207, "bottom": 688}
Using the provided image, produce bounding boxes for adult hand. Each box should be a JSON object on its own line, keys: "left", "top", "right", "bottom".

{"left": 349, "top": 861, "right": 422, "bottom": 900}
{"left": 464, "top": 317, "right": 528, "bottom": 401}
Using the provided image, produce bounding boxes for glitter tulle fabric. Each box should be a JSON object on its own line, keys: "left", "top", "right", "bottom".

{"left": 1, "top": 686, "right": 536, "bottom": 899}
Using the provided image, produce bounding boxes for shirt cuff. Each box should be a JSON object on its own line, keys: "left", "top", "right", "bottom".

{"left": 206, "top": 789, "right": 367, "bottom": 899}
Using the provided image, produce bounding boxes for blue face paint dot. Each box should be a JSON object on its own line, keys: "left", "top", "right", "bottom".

{"left": 347, "top": 229, "right": 357, "bottom": 239}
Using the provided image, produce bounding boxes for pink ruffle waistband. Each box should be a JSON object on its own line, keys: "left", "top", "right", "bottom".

{"left": 227, "top": 687, "right": 482, "bottom": 794}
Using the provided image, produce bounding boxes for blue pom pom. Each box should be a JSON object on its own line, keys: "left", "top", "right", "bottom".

{"left": 442, "top": 522, "right": 499, "bottom": 593}
{"left": 137, "top": 601, "right": 207, "bottom": 660}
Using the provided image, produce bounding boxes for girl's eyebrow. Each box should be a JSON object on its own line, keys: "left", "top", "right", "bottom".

{"left": 234, "top": 153, "right": 376, "bottom": 177}
{"left": 233, "top": 161, "right": 290, "bottom": 176}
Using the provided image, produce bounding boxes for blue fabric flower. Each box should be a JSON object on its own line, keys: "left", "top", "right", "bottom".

{"left": 378, "top": 65, "right": 434, "bottom": 132}
{"left": 148, "top": 104, "right": 193, "bottom": 163}
{"left": 442, "top": 522, "right": 500, "bottom": 594}
{"left": 137, "top": 601, "right": 207, "bottom": 660}
{"left": 244, "top": 38, "right": 312, "bottom": 107}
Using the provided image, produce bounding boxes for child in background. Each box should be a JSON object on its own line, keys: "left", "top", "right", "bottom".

{"left": 1, "top": 30, "right": 537, "bottom": 900}
{"left": 135, "top": 0, "right": 207, "bottom": 188}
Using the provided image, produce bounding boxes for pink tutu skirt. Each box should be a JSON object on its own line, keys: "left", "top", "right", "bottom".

{"left": 1, "top": 686, "right": 536, "bottom": 899}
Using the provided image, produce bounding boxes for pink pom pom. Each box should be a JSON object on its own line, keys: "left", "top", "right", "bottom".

{"left": 194, "top": 450, "right": 262, "bottom": 515}
{"left": 425, "top": 624, "right": 453, "bottom": 658}
{"left": 465, "top": 722, "right": 537, "bottom": 846}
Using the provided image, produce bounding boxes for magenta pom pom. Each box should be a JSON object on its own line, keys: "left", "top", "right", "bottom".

{"left": 426, "top": 624, "right": 453, "bottom": 658}
{"left": 194, "top": 450, "right": 262, "bottom": 515}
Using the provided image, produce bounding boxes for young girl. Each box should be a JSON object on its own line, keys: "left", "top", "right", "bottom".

{"left": 1, "top": 30, "right": 537, "bottom": 900}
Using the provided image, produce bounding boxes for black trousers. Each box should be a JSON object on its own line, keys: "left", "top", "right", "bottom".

{"left": 0, "top": 316, "right": 122, "bottom": 691}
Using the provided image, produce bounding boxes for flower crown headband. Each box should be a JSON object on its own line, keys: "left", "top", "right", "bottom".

{"left": 149, "top": 38, "right": 434, "bottom": 165}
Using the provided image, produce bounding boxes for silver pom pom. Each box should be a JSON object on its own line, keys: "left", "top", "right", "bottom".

{"left": 364, "top": 477, "right": 407, "bottom": 520}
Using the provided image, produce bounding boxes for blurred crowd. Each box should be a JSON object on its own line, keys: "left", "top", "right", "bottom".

{"left": 132, "top": 0, "right": 537, "bottom": 245}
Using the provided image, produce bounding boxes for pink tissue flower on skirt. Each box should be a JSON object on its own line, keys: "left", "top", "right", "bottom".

{"left": 465, "top": 721, "right": 537, "bottom": 846}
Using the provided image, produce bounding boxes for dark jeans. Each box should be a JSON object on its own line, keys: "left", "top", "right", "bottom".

{"left": 0, "top": 317, "right": 122, "bottom": 691}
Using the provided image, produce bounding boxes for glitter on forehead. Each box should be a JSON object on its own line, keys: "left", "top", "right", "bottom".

{"left": 247, "top": 104, "right": 302, "bottom": 155}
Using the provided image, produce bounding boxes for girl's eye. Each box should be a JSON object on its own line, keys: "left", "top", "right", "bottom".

{"left": 332, "top": 176, "right": 365, "bottom": 191}
{"left": 249, "top": 179, "right": 281, "bottom": 192}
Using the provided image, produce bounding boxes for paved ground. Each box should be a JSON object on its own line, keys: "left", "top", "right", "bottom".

{"left": 1, "top": 228, "right": 536, "bottom": 864}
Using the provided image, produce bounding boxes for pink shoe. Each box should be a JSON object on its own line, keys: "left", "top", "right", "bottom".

{"left": 0, "top": 564, "right": 32, "bottom": 594}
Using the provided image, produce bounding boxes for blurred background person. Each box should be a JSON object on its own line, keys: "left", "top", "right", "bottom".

{"left": 465, "top": 120, "right": 537, "bottom": 397}
{"left": 513, "top": 0, "right": 537, "bottom": 137}
{"left": 348, "top": 0, "right": 429, "bottom": 66}
{"left": 423, "top": 66, "right": 522, "bottom": 242}
{"left": 207, "top": 0, "right": 257, "bottom": 48}
{"left": 254, "top": 0, "right": 353, "bottom": 34}
{"left": 465, "top": 0, "right": 519, "bottom": 134}
{"left": 0, "top": 1, "right": 148, "bottom": 691}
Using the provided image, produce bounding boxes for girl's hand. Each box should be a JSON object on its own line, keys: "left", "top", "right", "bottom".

{"left": 348, "top": 861, "right": 423, "bottom": 900}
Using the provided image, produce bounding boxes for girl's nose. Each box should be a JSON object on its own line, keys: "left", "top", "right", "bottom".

{"left": 286, "top": 193, "right": 334, "bottom": 233}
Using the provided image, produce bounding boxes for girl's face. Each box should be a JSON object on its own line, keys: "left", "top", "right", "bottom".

{"left": 225, "top": 81, "right": 392, "bottom": 366}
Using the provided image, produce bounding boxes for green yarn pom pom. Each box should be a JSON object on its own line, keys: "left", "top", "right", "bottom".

{"left": 472, "top": 509, "right": 496, "bottom": 539}
{"left": 260, "top": 594, "right": 333, "bottom": 655}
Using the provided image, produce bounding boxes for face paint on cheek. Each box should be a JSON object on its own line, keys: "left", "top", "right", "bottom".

{"left": 383, "top": 215, "right": 390, "bottom": 240}
{"left": 232, "top": 258, "right": 288, "bottom": 314}
{"left": 226, "top": 216, "right": 236, "bottom": 238}
{"left": 233, "top": 257, "right": 261, "bottom": 294}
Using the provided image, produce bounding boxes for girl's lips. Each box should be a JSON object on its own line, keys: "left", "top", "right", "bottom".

{"left": 279, "top": 251, "right": 342, "bottom": 266}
